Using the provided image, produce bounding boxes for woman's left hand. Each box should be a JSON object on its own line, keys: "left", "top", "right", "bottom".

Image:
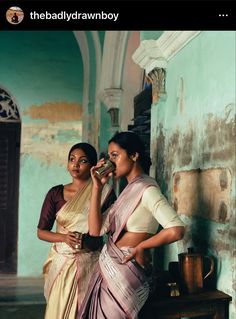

{"left": 122, "top": 246, "right": 146, "bottom": 268}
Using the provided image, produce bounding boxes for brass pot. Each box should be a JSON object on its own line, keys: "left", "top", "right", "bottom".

{"left": 178, "top": 248, "right": 214, "bottom": 294}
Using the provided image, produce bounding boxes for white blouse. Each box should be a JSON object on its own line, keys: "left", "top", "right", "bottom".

{"left": 100, "top": 185, "right": 184, "bottom": 235}
{"left": 125, "top": 186, "right": 184, "bottom": 234}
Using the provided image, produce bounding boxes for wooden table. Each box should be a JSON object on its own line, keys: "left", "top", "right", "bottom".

{"left": 139, "top": 290, "right": 232, "bottom": 319}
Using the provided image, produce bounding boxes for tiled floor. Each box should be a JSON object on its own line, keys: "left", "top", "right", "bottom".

{"left": 0, "top": 275, "right": 46, "bottom": 319}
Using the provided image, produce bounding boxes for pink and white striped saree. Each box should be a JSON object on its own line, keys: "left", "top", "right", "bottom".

{"left": 78, "top": 175, "right": 157, "bottom": 319}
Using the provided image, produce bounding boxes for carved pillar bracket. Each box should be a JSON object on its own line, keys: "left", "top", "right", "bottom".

{"left": 99, "top": 88, "right": 122, "bottom": 127}
{"left": 147, "top": 67, "right": 166, "bottom": 103}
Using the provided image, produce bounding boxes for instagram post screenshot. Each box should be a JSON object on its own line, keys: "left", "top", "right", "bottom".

{"left": 0, "top": 0, "right": 235, "bottom": 318}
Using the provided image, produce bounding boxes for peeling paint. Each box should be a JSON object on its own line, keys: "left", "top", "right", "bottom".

{"left": 24, "top": 101, "right": 82, "bottom": 122}
{"left": 203, "top": 113, "right": 236, "bottom": 163}
{"left": 164, "top": 125, "right": 195, "bottom": 172}
{"left": 155, "top": 124, "right": 166, "bottom": 188}
{"left": 21, "top": 122, "right": 82, "bottom": 165}
{"left": 182, "top": 129, "right": 194, "bottom": 165}
{"left": 212, "top": 239, "right": 230, "bottom": 252}
{"left": 229, "top": 228, "right": 236, "bottom": 240}
{"left": 219, "top": 169, "right": 228, "bottom": 191}
{"left": 218, "top": 201, "right": 228, "bottom": 223}
{"left": 173, "top": 172, "right": 180, "bottom": 193}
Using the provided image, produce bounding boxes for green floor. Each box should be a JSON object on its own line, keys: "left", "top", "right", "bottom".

{"left": 0, "top": 304, "right": 46, "bottom": 319}
{"left": 0, "top": 276, "right": 46, "bottom": 319}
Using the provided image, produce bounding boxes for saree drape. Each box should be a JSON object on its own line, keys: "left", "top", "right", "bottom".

{"left": 78, "top": 175, "right": 157, "bottom": 319}
{"left": 43, "top": 179, "right": 111, "bottom": 319}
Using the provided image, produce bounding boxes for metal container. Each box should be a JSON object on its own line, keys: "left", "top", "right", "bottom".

{"left": 73, "top": 231, "right": 83, "bottom": 250}
{"left": 94, "top": 159, "right": 115, "bottom": 179}
{"left": 178, "top": 248, "right": 214, "bottom": 294}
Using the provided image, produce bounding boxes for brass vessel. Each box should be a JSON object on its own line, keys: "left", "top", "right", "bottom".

{"left": 178, "top": 248, "right": 214, "bottom": 294}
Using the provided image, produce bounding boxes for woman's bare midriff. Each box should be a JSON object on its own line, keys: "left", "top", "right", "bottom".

{"left": 116, "top": 231, "right": 152, "bottom": 249}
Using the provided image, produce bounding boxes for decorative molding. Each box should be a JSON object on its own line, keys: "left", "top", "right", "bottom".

{"left": 132, "top": 31, "right": 201, "bottom": 74}
{"left": 133, "top": 39, "right": 168, "bottom": 73}
{"left": 0, "top": 87, "right": 20, "bottom": 122}
{"left": 99, "top": 88, "right": 123, "bottom": 110}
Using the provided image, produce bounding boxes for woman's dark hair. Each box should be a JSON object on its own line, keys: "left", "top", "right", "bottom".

{"left": 68, "top": 143, "right": 97, "bottom": 166}
{"left": 109, "top": 131, "right": 152, "bottom": 174}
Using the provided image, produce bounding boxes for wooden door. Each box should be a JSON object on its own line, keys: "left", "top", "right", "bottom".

{"left": 0, "top": 122, "right": 21, "bottom": 273}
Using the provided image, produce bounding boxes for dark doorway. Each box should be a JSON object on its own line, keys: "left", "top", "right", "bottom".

{"left": 128, "top": 84, "right": 152, "bottom": 157}
{"left": 0, "top": 122, "right": 21, "bottom": 273}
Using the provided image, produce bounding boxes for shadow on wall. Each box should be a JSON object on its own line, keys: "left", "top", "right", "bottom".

{"left": 172, "top": 167, "right": 232, "bottom": 290}
{"left": 172, "top": 168, "right": 231, "bottom": 224}
{"left": 190, "top": 218, "right": 218, "bottom": 290}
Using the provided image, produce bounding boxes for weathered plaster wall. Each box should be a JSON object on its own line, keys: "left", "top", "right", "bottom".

{"left": 0, "top": 31, "right": 83, "bottom": 276}
{"left": 147, "top": 31, "right": 235, "bottom": 317}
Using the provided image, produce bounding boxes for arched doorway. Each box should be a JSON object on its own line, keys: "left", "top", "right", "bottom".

{"left": 0, "top": 87, "right": 21, "bottom": 273}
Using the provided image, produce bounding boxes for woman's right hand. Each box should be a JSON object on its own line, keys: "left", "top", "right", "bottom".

{"left": 90, "top": 159, "right": 113, "bottom": 189}
{"left": 64, "top": 231, "right": 80, "bottom": 249}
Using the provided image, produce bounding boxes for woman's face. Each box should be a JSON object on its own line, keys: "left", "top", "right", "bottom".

{"left": 108, "top": 142, "right": 135, "bottom": 179}
{"left": 67, "top": 148, "right": 92, "bottom": 180}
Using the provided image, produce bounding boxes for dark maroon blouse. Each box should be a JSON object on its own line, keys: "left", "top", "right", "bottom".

{"left": 37, "top": 184, "right": 116, "bottom": 231}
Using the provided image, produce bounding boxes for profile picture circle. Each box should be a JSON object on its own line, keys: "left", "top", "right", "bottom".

{"left": 6, "top": 6, "right": 24, "bottom": 25}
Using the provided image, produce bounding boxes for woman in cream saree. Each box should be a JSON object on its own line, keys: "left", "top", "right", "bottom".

{"left": 37, "top": 143, "right": 115, "bottom": 319}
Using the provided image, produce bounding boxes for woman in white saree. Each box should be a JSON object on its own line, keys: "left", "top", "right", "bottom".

{"left": 37, "top": 143, "right": 116, "bottom": 319}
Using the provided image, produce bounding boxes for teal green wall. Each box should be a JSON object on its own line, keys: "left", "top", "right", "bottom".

{"left": 0, "top": 31, "right": 83, "bottom": 276}
{"left": 99, "top": 102, "right": 113, "bottom": 155}
{"left": 141, "top": 31, "right": 163, "bottom": 41}
{"left": 0, "top": 31, "right": 83, "bottom": 112}
{"left": 142, "top": 31, "right": 235, "bottom": 318}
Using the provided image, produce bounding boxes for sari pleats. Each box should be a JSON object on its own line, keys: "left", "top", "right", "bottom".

{"left": 45, "top": 258, "right": 78, "bottom": 319}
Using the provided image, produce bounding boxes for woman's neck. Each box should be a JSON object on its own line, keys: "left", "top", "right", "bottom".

{"left": 71, "top": 177, "right": 90, "bottom": 190}
{"left": 126, "top": 167, "right": 144, "bottom": 183}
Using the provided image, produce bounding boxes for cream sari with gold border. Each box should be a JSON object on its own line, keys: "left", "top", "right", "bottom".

{"left": 43, "top": 179, "right": 112, "bottom": 319}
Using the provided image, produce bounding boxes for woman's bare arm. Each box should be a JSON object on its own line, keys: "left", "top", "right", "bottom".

{"left": 123, "top": 226, "right": 185, "bottom": 265}
{"left": 88, "top": 186, "right": 103, "bottom": 236}
{"left": 37, "top": 228, "right": 79, "bottom": 248}
{"left": 88, "top": 163, "right": 112, "bottom": 236}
